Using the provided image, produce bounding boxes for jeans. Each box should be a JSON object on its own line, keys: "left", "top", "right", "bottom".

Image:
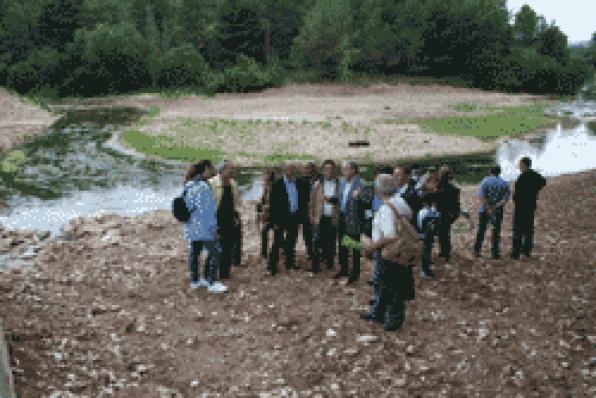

{"left": 474, "top": 208, "right": 503, "bottom": 257}
{"left": 512, "top": 207, "right": 535, "bottom": 257}
{"left": 188, "top": 240, "right": 220, "bottom": 283}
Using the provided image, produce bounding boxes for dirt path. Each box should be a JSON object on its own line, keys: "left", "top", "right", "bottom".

{"left": 1, "top": 171, "right": 594, "bottom": 397}
{"left": 0, "top": 89, "right": 58, "bottom": 153}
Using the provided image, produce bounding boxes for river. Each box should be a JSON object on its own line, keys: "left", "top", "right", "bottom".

{"left": 0, "top": 101, "right": 594, "bottom": 237}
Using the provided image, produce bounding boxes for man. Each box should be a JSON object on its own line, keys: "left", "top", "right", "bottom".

{"left": 297, "top": 161, "right": 318, "bottom": 260}
{"left": 394, "top": 166, "right": 421, "bottom": 226}
{"left": 436, "top": 168, "right": 460, "bottom": 263}
{"left": 511, "top": 157, "right": 546, "bottom": 259}
{"left": 309, "top": 160, "right": 340, "bottom": 273}
{"left": 209, "top": 160, "right": 241, "bottom": 279}
{"left": 473, "top": 165, "right": 510, "bottom": 260}
{"left": 336, "top": 160, "right": 371, "bottom": 284}
{"left": 268, "top": 162, "right": 300, "bottom": 275}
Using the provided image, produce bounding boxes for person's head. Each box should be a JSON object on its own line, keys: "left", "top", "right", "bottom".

{"left": 202, "top": 160, "right": 214, "bottom": 179}
{"left": 217, "top": 160, "right": 236, "bottom": 182}
{"left": 374, "top": 165, "right": 393, "bottom": 179}
{"left": 422, "top": 173, "right": 439, "bottom": 194}
{"left": 374, "top": 174, "right": 396, "bottom": 200}
{"left": 490, "top": 165, "right": 502, "bottom": 176}
{"left": 283, "top": 161, "right": 297, "bottom": 181}
{"left": 438, "top": 164, "right": 450, "bottom": 179}
{"left": 519, "top": 156, "right": 531, "bottom": 173}
{"left": 322, "top": 159, "right": 336, "bottom": 180}
{"left": 342, "top": 160, "right": 358, "bottom": 181}
{"left": 302, "top": 161, "right": 316, "bottom": 178}
{"left": 394, "top": 165, "right": 411, "bottom": 186}
{"left": 185, "top": 160, "right": 213, "bottom": 182}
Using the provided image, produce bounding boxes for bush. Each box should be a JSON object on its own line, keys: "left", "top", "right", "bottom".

{"left": 220, "top": 55, "right": 275, "bottom": 93}
{"left": 62, "top": 22, "right": 151, "bottom": 95}
{"left": 155, "top": 44, "right": 211, "bottom": 89}
{"left": 6, "top": 47, "right": 61, "bottom": 94}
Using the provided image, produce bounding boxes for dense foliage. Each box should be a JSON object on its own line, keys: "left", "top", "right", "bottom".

{"left": 0, "top": 0, "right": 593, "bottom": 97}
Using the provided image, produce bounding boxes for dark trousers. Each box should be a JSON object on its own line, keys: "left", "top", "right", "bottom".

{"left": 299, "top": 216, "right": 314, "bottom": 258}
{"left": 421, "top": 232, "right": 434, "bottom": 274}
{"left": 268, "top": 213, "right": 299, "bottom": 272}
{"left": 474, "top": 208, "right": 503, "bottom": 257}
{"left": 338, "top": 215, "right": 360, "bottom": 278}
{"left": 512, "top": 207, "right": 535, "bottom": 257}
{"left": 438, "top": 218, "right": 452, "bottom": 259}
{"left": 260, "top": 222, "right": 274, "bottom": 258}
{"left": 312, "top": 216, "right": 337, "bottom": 271}
{"left": 231, "top": 217, "right": 242, "bottom": 265}
{"left": 188, "top": 240, "right": 219, "bottom": 283}
{"left": 217, "top": 225, "right": 234, "bottom": 279}
{"left": 375, "top": 259, "right": 407, "bottom": 330}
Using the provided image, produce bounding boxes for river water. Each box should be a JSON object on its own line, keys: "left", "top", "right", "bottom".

{"left": 0, "top": 102, "right": 594, "bottom": 236}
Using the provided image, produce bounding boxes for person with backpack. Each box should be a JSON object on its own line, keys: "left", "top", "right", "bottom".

{"left": 436, "top": 167, "right": 461, "bottom": 263}
{"left": 361, "top": 174, "right": 417, "bottom": 331}
{"left": 181, "top": 160, "right": 227, "bottom": 293}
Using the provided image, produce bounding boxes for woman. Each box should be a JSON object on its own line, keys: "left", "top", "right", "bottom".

{"left": 184, "top": 160, "right": 227, "bottom": 293}
{"left": 257, "top": 169, "right": 276, "bottom": 259}
{"left": 362, "top": 174, "right": 416, "bottom": 331}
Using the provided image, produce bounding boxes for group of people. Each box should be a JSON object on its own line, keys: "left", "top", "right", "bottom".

{"left": 180, "top": 156, "right": 546, "bottom": 331}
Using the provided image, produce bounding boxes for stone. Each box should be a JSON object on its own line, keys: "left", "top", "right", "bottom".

{"left": 357, "top": 335, "right": 379, "bottom": 344}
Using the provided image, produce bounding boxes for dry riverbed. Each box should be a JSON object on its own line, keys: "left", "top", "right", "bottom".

{"left": 0, "top": 171, "right": 594, "bottom": 397}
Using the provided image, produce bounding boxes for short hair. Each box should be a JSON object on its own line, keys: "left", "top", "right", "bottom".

{"left": 520, "top": 156, "right": 532, "bottom": 168}
{"left": 342, "top": 160, "right": 359, "bottom": 174}
{"left": 490, "top": 165, "right": 501, "bottom": 176}
{"left": 398, "top": 165, "right": 412, "bottom": 175}
{"left": 375, "top": 164, "right": 393, "bottom": 176}
{"left": 374, "top": 174, "right": 396, "bottom": 196}
{"left": 322, "top": 159, "right": 335, "bottom": 168}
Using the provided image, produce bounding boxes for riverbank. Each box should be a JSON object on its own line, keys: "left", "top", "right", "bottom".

{"left": 0, "top": 89, "right": 58, "bottom": 153}
{"left": 0, "top": 170, "right": 594, "bottom": 396}
{"left": 113, "top": 83, "right": 548, "bottom": 165}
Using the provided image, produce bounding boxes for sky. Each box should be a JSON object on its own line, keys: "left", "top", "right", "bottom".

{"left": 507, "top": 0, "right": 595, "bottom": 43}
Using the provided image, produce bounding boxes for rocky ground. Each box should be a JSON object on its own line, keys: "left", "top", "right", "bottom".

{"left": 0, "top": 170, "right": 594, "bottom": 397}
{"left": 0, "top": 89, "right": 58, "bottom": 153}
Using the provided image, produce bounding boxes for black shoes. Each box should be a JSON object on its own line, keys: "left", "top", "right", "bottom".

{"left": 347, "top": 275, "right": 359, "bottom": 284}
{"left": 333, "top": 272, "right": 348, "bottom": 279}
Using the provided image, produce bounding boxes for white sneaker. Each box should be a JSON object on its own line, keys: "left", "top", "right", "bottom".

{"left": 197, "top": 278, "right": 209, "bottom": 287}
{"left": 190, "top": 281, "right": 201, "bottom": 289}
{"left": 208, "top": 281, "right": 228, "bottom": 293}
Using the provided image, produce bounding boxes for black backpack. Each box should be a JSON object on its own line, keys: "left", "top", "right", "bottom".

{"left": 172, "top": 186, "right": 192, "bottom": 222}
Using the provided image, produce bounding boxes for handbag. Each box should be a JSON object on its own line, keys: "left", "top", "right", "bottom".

{"left": 380, "top": 202, "right": 420, "bottom": 265}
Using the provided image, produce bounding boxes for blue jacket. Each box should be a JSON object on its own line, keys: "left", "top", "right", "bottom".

{"left": 184, "top": 176, "right": 218, "bottom": 241}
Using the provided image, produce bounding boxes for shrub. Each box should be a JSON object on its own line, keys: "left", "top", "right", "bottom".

{"left": 7, "top": 47, "right": 61, "bottom": 94}
{"left": 220, "top": 55, "right": 275, "bottom": 93}
{"left": 155, "top": 44, "right": 211, "bottom": 89}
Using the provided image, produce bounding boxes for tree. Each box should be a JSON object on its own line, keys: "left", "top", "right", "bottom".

{"left": 513, "top": 4, "right": 545, "bottom": 47}
{"left": 292, "top": 0, "right": 353, "bottom": 80}
{"left": 536, "top": 24, "right": 568, "bottom": 64}
{"left": 37, "top": 0, "right": 82, "bottom": 50}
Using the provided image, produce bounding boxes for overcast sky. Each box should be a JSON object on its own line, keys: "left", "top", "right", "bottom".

{"left": 507, "top": 0, "right": 595, "bottom": 43}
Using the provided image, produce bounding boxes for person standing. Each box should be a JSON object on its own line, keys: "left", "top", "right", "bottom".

{"left": 361, "top": 174, "right": 416, "bottom": 331}
{"left": 257, "top": 169, "right": 276, "bottom": 259}
{"left": 184, "top": 160, "right": 227, "bottom": 293}
{"left": 511, "top": 157, "right": 546, "bottom": 259}
{"left": 209, "top": 160, "right": 240, "bottom": 280}
{"left": 436, "top": 169, "right": 461, "bottom": 263}
{"left": 394, "top": 166, "right": 421, "bottom": 226}
{"left": 297, "top": 162, "right": 318, "bottom": 260}
{"left": 268, "top": 162, "right": 300, "bottom": 275}
{"left": 473, "top": 165, "right": 510, "bottom": 260}
{"left": 309, "top": 160, "right": 340, "bottom": 273}
{"left": 336, "top": 160, "right": 371, "bottom": 284}
{"left": 417, "top": 176, "right": 440, "bottom": 278}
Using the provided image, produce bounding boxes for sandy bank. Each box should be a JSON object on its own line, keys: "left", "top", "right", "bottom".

{"left": 0, "top": 170, "right": 594, "bottom": 396}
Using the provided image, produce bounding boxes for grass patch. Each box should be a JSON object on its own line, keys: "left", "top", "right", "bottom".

{"left": 122, "top": 130, "right": 224, "bottom": 162}
{"left": 419, "top": 105, "right": 554, "bottom": 139}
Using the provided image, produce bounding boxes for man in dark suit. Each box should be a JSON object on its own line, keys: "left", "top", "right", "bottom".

{"left": 268, "top": 162, "right": 300, "bottom": 275}
{"left": 511, "top": 157, "right": 546, "bottom": 259}
{"left": 297, "top": 161, "right": 319, "bottom": 261}
{"left": 336, "top": 160, "right": 371, "bottom": 284}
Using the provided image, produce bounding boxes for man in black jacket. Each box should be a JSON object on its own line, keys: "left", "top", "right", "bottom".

{"left": 436, "top": 169, "right": 460, "bottom": 262}
{"left": 297, "top": 162, "right": 318, "bottom": 261}
{"left": 511, "top": 157, "right": 546, "bottom": 259}
{"left": 394, "top": 166, "right": 420, "bottom": 226}
{"left": 268, "top": 162, "right": 300, "bottom": 275}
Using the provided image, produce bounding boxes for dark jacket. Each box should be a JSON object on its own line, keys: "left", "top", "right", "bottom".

{"left": 398, "top": 178, "right": 421, "bottom": 224}
{"left": 297, "top": 174, "right": 318, "bottom": 220}
{"left": 269, "top": 177, "right": 295, "bottom": 227}
{"left": 437, "top": 181, "right": 461, "bottom": 224}
{"left": 338, "top": 176, "right": 372, "bottom": 235}
{"left": 513, "top": 169, "right": 546, "bottom": 211}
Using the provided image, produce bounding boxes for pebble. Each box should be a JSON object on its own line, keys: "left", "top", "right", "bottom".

{"left": 357, "top": 335, "right": 378, "bottom": 344}
{"left": 326, "top": 328, "right": 337, "bottom": 337}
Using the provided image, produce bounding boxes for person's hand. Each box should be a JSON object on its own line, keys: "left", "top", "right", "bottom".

{"left": 361, "top": 236, "right": 374, "bottom": 254}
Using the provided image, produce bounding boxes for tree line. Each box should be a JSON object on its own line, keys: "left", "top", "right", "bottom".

{"left": 0, "top": 0, "right": 593, "bottom": 97}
